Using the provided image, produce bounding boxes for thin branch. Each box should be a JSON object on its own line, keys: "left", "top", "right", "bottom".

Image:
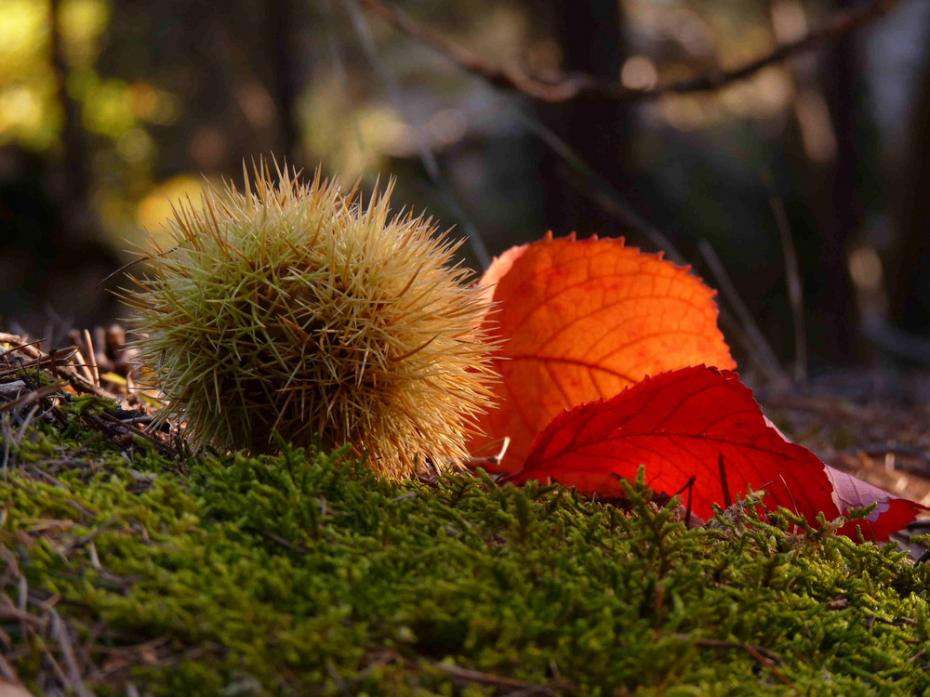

{"left": 670, "top": 633, "right": 790, "bottom": 686}
{"left": 510, "top": 108, "right": 685, "bottom": 263}
{"left": 769, "top": 191, "right": 807, "bottom": 383}
{"left": 431, "top": 661, "right": 571, "bottom": 695}
{"left": 342, "top": 0, "right": 491, "bottom": 268}
{"left": 360, "top": 0, "right": 902, "bottom": 104}
{"left": 698, "top": 240, "right": 789, "bottom": 386}
{"left": 49, "top": 609, "right": 95, "bottom": 697}
{"left": 49, "top": 0, "right": 91, "bottom": 204}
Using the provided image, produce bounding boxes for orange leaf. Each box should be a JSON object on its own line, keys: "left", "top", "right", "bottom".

{"left": 507, "top": 366, "right": 924, "bottom": 541}
{"left": 470, "top": 234, "right": 735, "bottom": 471}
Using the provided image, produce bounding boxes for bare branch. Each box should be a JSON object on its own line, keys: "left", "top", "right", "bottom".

{"left": 360, "top": 0, "right": 902, "bottom": 104}
{"left": 343, "top": 0, "right": 492, "bottom": 268}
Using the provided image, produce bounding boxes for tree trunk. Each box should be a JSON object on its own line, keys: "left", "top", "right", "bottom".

{"left": 818, "top": 0, "right": 862, "bottom": 362}
{"left": 268, "top": 0, "right": 301, "bottom": 164}
{"left": 888, "top": 20, "right": 930, "bottom": 337}
{"left": 539, "top": 0, "right": 631, "bottom": 236}
{"left": 48, "top": 0, "right": 95, "bottom": 242}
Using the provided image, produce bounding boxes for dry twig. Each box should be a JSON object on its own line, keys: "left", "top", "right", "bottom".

{"left": 360, "top": 0, "right": 901, "bottom": 104}
{"left": 431, "top": 662, "right": 571, "bottom": 695}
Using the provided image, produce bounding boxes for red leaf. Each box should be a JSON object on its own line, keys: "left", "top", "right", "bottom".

{"left": 507, "top": 365, "right": 923, "bottom": 541}
{"left": 470, "top": 235, "right": 735, "bottom": 471}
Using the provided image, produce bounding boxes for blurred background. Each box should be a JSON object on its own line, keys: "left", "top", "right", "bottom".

{"left": 1, "top": 0, "right": 930, "bottom": 382}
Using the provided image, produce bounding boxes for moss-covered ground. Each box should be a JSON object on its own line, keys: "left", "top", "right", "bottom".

{"left": 1, "top": 393, "right": 930, "bottom": 696}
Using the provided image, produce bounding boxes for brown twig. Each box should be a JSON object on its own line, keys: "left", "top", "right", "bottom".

{"left": 0, "top": 333, "right": 112, "bottom": 400}
{"left": 0, "top": 338, "right": 44, "bottom": 362}
{"left": 0, "top": 384, "right": 65, "bottom": 416}
{"left": 84, "top": 411, "right": 177, "bottom": 459}
{"left": 360, "top": 0, "right": 901, "bottom": 104}
{"left": 691, "top": 637, "right": 781, "bottom": 663}
{"left": 250, "top": 528, "right": 310, "bottom": 556}
{"left": 681, "top": 635, "right": 792, "bottom": 687}
{"left": 430, "top": 662, "right": 571, "bottom": 695}
{"left": 50, "top": 358, "right": 116, "bottom": 401}
{"left": 49, "top": 609, "right": 95, "bottom": 697}
{"left": 1, "top": 331, "right": 174, "bottom": 462}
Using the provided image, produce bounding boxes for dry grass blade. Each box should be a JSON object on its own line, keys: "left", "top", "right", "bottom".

{"left": 341, "top": 0, "right": 490, "bottom": 269}
{"left": 81, "top": 330, "right": 100, "bottom": 387}
{"left": 698, "top": 240, "right": 788, "bottom": 386}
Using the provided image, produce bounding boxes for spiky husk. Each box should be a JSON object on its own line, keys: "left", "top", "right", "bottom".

{"left": 121, "top": 165, "right": 496, "bottom": 478}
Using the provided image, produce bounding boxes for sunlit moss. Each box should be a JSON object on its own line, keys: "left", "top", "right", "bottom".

{"left": 2, "top": 395, "right": 930, "bottom": 695}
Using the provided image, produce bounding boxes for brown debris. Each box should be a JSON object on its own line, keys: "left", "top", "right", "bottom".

{"left": 760, "top": 373, "right": 930, "bottom": 550}
{"left": 0, "top": 329, "right": 176, "bottom": 467}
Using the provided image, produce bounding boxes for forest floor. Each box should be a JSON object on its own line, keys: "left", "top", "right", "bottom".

{"left": 1, "top": 330, "right": 929, "bottom": 696}
{"left": 759, "top": 372, "right": 930, "bottom": 559}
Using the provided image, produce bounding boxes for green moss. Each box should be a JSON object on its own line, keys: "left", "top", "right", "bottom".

{"left": 2, "top": 399, "right": 929, "bottom": 696}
